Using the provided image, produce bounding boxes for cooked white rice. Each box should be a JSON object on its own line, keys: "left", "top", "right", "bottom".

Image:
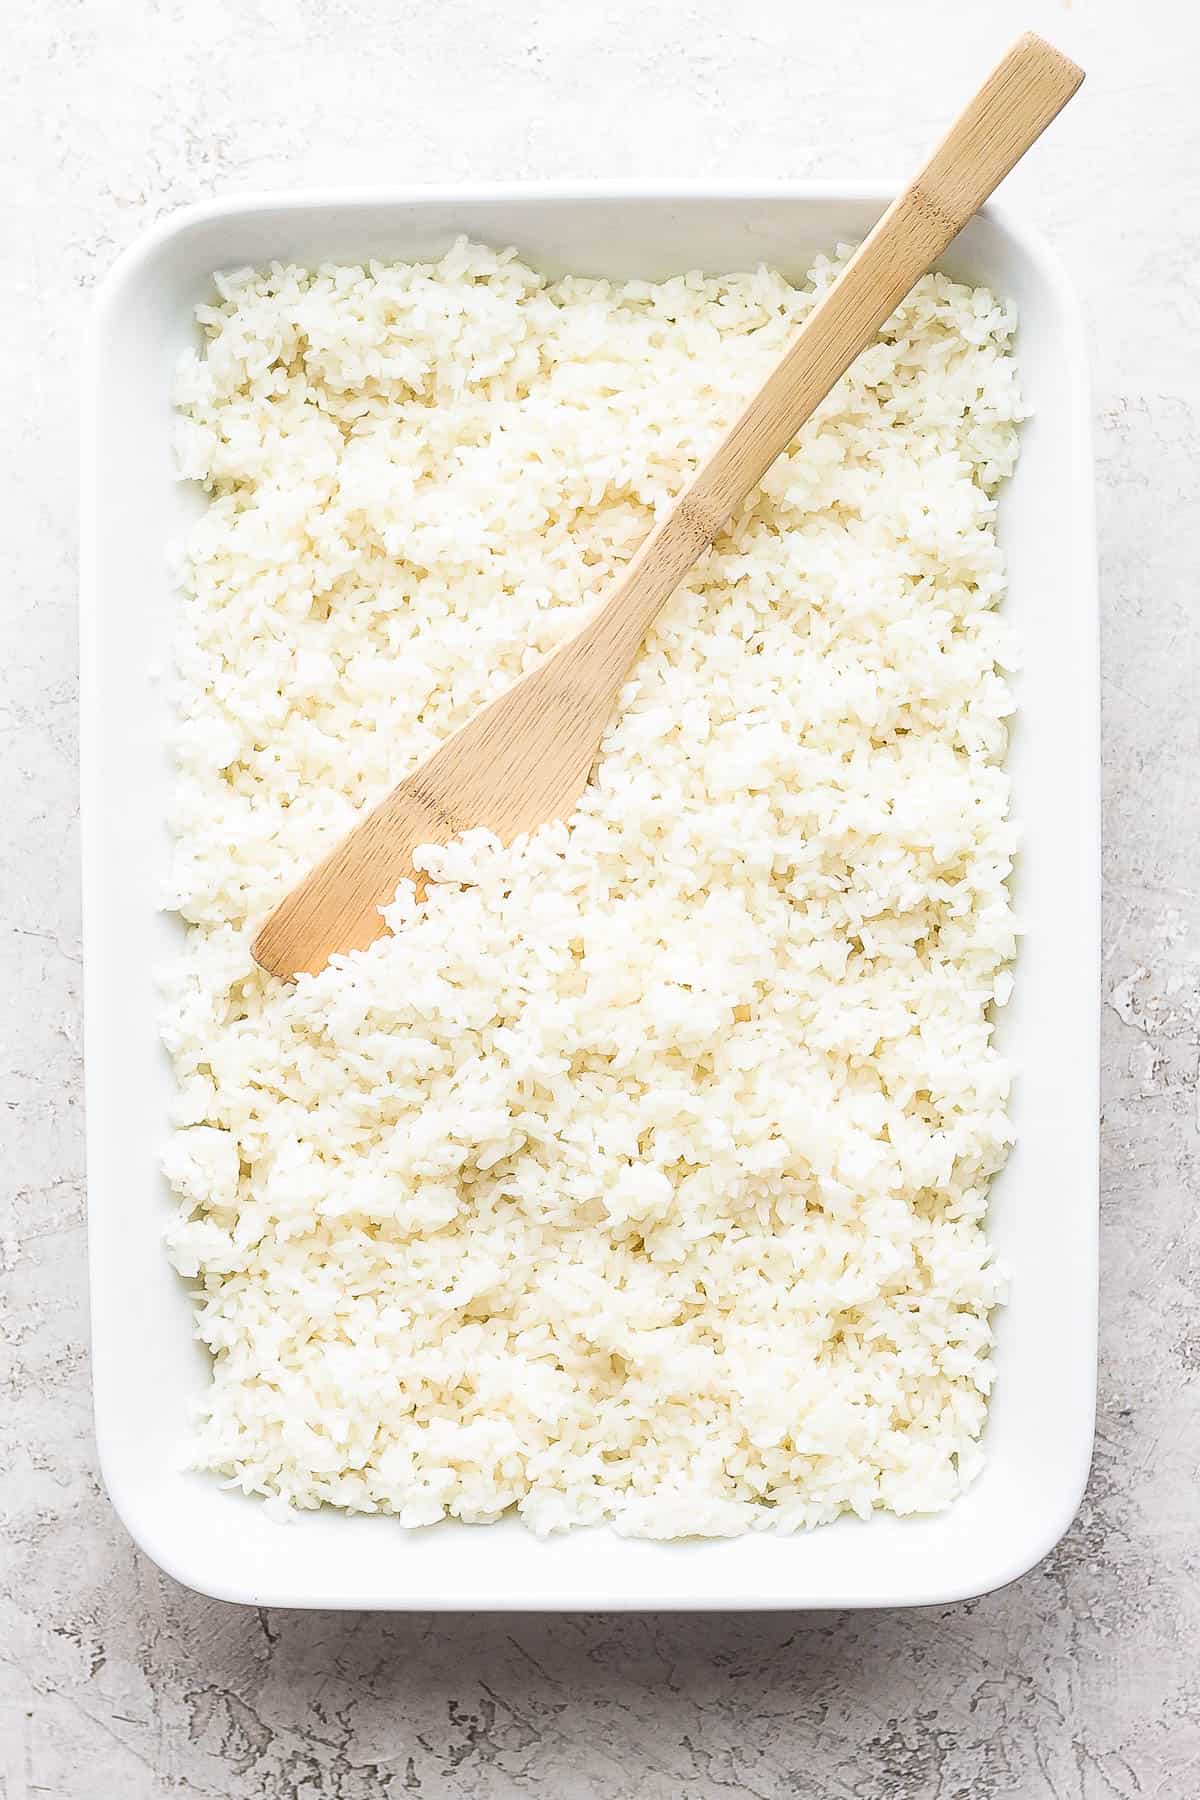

{"left": 162, "top": 239, "right": 1020, "bottom": 1538}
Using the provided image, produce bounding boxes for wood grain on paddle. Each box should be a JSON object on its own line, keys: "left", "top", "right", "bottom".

{"left": 253, "top": 32, "right": 1083, "bottom": 979}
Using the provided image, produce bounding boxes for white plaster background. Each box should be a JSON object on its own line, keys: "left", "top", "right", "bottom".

{"left": 2, "top": 0, "right": 1197, "bottom": 1794}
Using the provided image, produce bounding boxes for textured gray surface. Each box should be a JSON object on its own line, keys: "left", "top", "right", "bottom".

{"left": 2, "top": 0, "right": 1197, "bottom": 1793}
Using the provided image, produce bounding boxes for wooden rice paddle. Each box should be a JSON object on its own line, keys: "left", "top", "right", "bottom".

{"left": 253, "top": 32, "right": 1083, "bottom": 979}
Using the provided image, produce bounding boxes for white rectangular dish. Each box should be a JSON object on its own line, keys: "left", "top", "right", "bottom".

{"left": 82, "top": 185, "right": 1097, "bottom": 1610}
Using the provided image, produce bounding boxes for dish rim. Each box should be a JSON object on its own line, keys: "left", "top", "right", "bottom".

{"left": 81, "top": 181, "right": 1098, "bottom": 1610}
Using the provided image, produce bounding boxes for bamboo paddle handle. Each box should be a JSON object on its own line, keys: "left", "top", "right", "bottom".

{"left": 572, "top": 31, "right": 1083, "bottom": 669}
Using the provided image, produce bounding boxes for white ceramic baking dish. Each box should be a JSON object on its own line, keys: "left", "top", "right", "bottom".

{"left": 81, "top": 185, "right": 1097, "bottom": 1610}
